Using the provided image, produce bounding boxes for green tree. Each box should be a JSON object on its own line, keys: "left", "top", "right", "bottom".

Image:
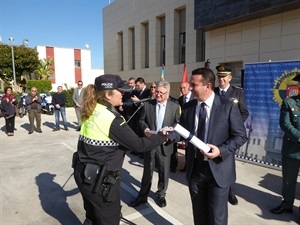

{"left": 0, "top": 44, "right": 39, "bottom": 86}
{"left": 34, "top": 58, "right": 54, "bottom": 80}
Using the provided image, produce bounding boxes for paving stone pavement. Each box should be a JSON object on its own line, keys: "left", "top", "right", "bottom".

{"left": 0, "top": 108, "right": 300, "bottom": 225}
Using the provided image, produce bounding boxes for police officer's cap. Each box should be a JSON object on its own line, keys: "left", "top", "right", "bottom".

{"left": 292, "top": 73, "right": 300, "bottom": 82}
{"left": 216, "top": 65, "right": 232, "bottom": 77}
{"left": 95, "top": 74, "right": 131, "bottom": 92}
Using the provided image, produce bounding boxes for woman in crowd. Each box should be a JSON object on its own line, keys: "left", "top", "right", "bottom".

{"left": 72, "top": 74, "right": 168, "bottom": 225}
{"left": 149, "top": 81, "right": 156, "bottom": 99}
{"left": 0, "top": 87, "right": 17, "bottom": 136}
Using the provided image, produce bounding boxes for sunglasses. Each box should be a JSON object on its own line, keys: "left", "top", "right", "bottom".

{"left": 150, "top": 86, "right": 156, "bottom": 88}
{"left": 78, "top": 83, "right": 83, "bottom": 86}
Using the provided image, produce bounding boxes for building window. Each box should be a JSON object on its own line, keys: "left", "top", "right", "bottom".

{"left": 159, "top": 16, "right": 166, "bottom": 66}
{"left": 257, "top": 139, "right": 261, "bottom": 145}
{"left": 128, "top": 27, "right": 135, "bottom": 70}
{"left": 117, "top": 32, "right": 124, "bottom": 71}
{"left": 196, "top": 30, "right": 205, "bottom": 62}
{"left": 75, "top": 60, "right": 81, "bottom": 67}
{"left": 175, "top": 7, "right": 186, "bottom": 64}
{"left": 141, "top": 22, "right": 149, "bottom": 68}
{"left": 179, "top": 32, "right": 186, "bottom": 64}
{"left": 252, "top": 138, "right": 256, "bottom": 145}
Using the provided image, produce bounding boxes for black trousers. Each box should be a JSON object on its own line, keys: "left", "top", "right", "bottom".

{"left": 189, "top": 160, "right": 229, "bottom": 225}
{"left": 5, "top": 114, "right": 15, "bottom": 133}
{"left": 74, "top": 170, "right": 121, "bottom": 225}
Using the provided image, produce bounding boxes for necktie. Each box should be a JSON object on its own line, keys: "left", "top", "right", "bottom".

{"left": 157, "top": 104, "right": 164, "bottom": 131}
{"left": 196, "top": 102, "right": 207, "bottom": 161}
{"left": 221, "top": 90, "right": 225, "bottom": 97}
{"left": 184, "top": 96, "right": 188, "bottom": 104}
{"left": 197, "top": 102, "right": 207, "bottom": 141}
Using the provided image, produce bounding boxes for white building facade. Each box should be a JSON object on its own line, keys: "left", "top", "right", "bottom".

{"left": 35, "top": 45, "right": 103, "bottom": 90}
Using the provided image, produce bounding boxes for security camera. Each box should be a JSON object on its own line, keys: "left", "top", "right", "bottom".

{"left": 8, "top": 37, "right": 14, "bottom": 42}
{"left": 85, "top": 44, "right": 89, "bottom": 49}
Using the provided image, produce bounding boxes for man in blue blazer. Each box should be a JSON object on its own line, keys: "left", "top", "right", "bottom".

{"left": 168, "top": 67, "right": 247, "bottom": 225}
{"left": 129, "top": 80, "right": 180, "bottom": 208}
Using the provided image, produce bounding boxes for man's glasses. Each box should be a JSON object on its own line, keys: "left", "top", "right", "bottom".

{"left": 78, "top": 83, "right": 83, "bottom": 86}
{"left": 155, "top": 91, "right": 167, "bottom": 95}
{"left": 150, "top": 86, "right": 156, "bottom": 89}
{"left": 31, "top": 90, "right": 37, "bottom": 92}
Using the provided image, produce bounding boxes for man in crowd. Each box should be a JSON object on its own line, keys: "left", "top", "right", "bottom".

{"left": 72, "top": 80, "right": 85, "bottom": 131}
{"left": 270, "top": 73, "right": 300, "bottom": 215}
{"left": 168, "top": 67, "right": 247, "bottom": 224}
{"left": 52, "top": 86, "right": 68, "bottom": 131}
{"left": 25, "top": 87, "right": 43, "bottom": 134}
{"left": 130, "top": 80, "right": 180, "bottom": 208}
{"left": 130, "top": 77, "right": 150, "bottom": 156}
{"left": 214, "top": 65, "right": 249, "bottom": 205}
{"left": 174, "top": 81, "right": 193, "bottom": 172}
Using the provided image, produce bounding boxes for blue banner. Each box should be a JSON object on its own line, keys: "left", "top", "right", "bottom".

{"left": 241, "top": 61, "right": 300, "bottom": 166}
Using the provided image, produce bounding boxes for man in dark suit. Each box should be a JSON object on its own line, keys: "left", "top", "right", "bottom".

{"left": 168, "top": 68, "right": 247, "bottom": 225}
{"left": 214, "top": 65, "right": 249, "bottom": 205}
{"left": 72, "top": 80, "right": 85, "bottom": 131}
{"left": 270, "top": 73, "right": 300, "bottom": 214}
{"left": 129, "top": 80, "right": 180, "bottom": 208}
{"left": 178, "top": 81, "right": 193, "bottom": 109}
{"left": 176, "top": 81, "right": 194, "bottom": 172}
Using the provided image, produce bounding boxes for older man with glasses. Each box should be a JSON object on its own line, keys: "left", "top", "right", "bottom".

{"left": 129, "top": 80, "right": 180, "bottom": 208}
{"left": 25, "top": 87, "right": 43, "bottom": 134}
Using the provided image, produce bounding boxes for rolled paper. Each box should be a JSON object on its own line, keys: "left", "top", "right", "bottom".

{"left": 174, "top": 124, "right": 211, "bottom": 153}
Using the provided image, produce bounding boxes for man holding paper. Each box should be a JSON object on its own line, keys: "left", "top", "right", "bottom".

{"left": 168, "top": 68, "right": 247, "bottom": 225}
{"left": 129, "top": 80, "right": 180, "bottom": 208}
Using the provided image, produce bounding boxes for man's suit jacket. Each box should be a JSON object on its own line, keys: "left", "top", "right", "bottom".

{"left": 280, "top": 95, "right": 300, "bottom": 160}
{"left": 178, "top": 93, "right": 194, "bottom": 110}
{"left": 214, "top": 86, "right": 249, "bottom": 121}
{"left": 73, "top": 87, "right": 85, "bottom": 107}
{"left": 140, "top": 98, "right": 180, "bottom": 156}
{"left": 179, "top": 96, "right": 247, "bottom": 187}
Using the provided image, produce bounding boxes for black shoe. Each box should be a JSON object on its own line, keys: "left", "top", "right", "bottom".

{"left": 28, "top": 131, "right": 33, "bottom": 134}
{"left": 270, "top": 205, "right": 293, "bottom": 214}
{"left": 228, "top": 193, "right": 238, "bottom": 205}
{"left": 180, "top": 165, "right": 186, "bottom": 172}
{"left": 36, "top": 130, "right": 42, "bottom": 133}
{"left": 64, "top": 128, "right": 69, "bottom": 131}
{"left": 170, "top": 168, "right": 177, "bottom": 173}
{"left": 129, "top": 198, "right": 147, "bottom": 207}
{"left": 130, "top": 151, "right": 140, "bottom": 155}
{"left": 157, "top": 197, "right": 167, "bottom": 208}
{"left": 52, "top": 128, "right": 60, "bottom": 131}
{"left": 76, "top": 127, "right": 81, "bottom": 131}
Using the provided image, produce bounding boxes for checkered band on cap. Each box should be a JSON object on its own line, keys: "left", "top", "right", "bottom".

{"left": 79, "top": 135, "right": 119, "bottom": 146}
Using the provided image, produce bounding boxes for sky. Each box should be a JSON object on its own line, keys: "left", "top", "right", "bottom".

{"left": 0, "top": 0, "right": 111, "bottom": 69}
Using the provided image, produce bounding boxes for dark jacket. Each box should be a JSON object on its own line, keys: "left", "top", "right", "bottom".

{"left": 214, "top": 86, "right": 249, "bottom": 121}
{"left": 280, "top": 95, "right": 300, "bottom": 159}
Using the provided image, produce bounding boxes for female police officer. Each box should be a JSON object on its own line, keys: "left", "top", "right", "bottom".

{"left": 73, "top": 74, "right": 168, "bottom": 225}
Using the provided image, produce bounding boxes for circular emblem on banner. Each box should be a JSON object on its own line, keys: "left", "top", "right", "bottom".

{"left": 272, "top": 69, "right": 300, "bottom": 107}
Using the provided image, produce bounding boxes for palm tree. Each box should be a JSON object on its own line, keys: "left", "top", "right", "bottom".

{"left": 34, "top": 58, "right": 54, "bottom": 80}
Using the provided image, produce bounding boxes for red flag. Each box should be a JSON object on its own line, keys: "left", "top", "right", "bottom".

{"left": 182, "top": 64, "right": 188, "bottom": 82}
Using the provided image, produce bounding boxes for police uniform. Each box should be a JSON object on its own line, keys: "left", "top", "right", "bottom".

{"left": 214, "top": 66, "right": 249, "bottom": 122}
{"left": 271, "top": 73, "right": 300, "bottom": 214}
{"left": 73, "top": 74, "right": 167, "bottom": 225}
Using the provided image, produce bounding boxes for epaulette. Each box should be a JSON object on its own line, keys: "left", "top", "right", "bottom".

{"left": 232, "top": 86, "right": 243, "bottom": 89}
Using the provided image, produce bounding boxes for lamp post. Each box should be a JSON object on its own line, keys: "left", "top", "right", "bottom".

{"left": 8, "top": 37, "right": 17, "bottom": 91}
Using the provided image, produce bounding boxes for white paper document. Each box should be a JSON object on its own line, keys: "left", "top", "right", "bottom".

{"left": 173, "top": 124, "right": 211, "bottom": 153}
{"left": 145, "top": 126, "right": 172, "bottom": 135}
